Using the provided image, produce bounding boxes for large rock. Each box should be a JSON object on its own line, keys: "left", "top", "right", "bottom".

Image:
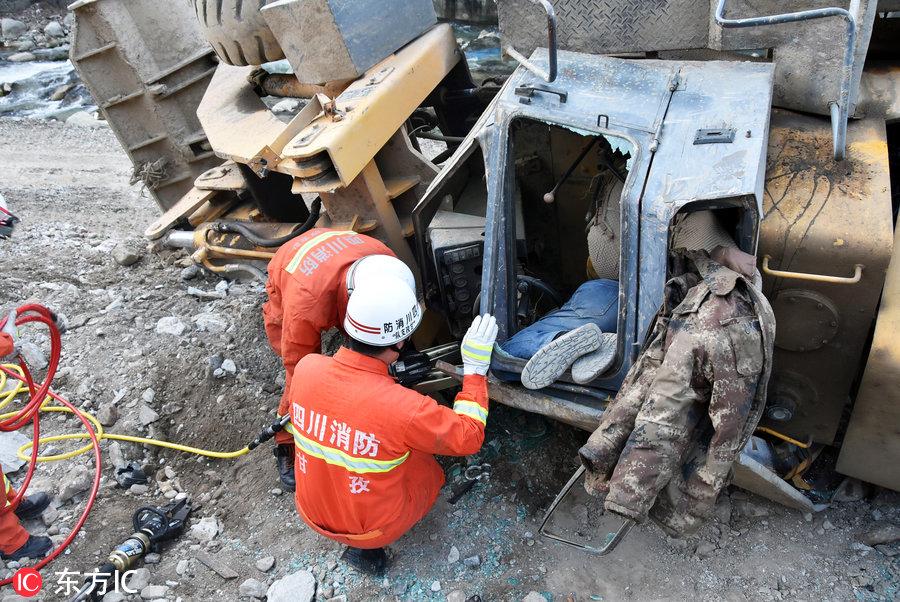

{"left": 124, "top": 567, "right": 151, "bottom": 592}
{"left": 267, "top": 570, "right": 316, "bottom": 602}
{"left": 49, "top": 83, "right": 75, "bottom": 101}
{"left": 192, "top": 313, "right": 228, "bottom": 334}
{"left": 96, "top": 403, "right": 118, "bottom": 427}
{"left": 0, "top": 430, "right": 31, "bottom": 473}
{"left": 0, "top": 18, "right": 27, "bottom": 39}
{"left": 108, "top": 441, "right": 127, "bottom": 469}
{"left": 7, "top": 51, "right": 35, "bottom": 63}
{"left": 155, "top": 316, "right": 187, "bottom": 336}
{"left": 138, "top": 404, "right": 160, "bottom": 426}
{"left": 189, "top": 516, "right": 220, "bottom": 543}
{"left": 58, "top": 464, "right": 92, "bottom": 503}
{"left": 66, "top": 111, "right": 107, "bottom": 128}
{"left": 139, "top": 584, "right": 168, "bottom": 600}
{"left": 43, "top": 21, "right": 65, "bottom": 38}
{"left": 112, "top": 244, "right": 141, "bottom": 267}
{"left": 239, "top": 578, "right": 268, "bottom": 598}
{"left": 861, "top": 523, "right": 900, "bottom": 547}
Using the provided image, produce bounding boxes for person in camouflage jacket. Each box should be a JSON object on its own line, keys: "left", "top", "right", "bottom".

{"left": 578, "top": 248, "right": 776, "bottom": 537}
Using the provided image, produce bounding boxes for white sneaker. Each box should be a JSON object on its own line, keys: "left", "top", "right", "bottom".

{"left": 571, "top": 333, "right": 617, "bottom": 383}
{"left": 521, "top": 324, "right": 602, "bottom": 390}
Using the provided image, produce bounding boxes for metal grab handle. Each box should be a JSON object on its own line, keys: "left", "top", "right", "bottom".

{"left": 538, "top": 465, "right": 636, "bottom": 555}
{"left": 762, "top": 255, "right": 863, "bottom": 284}
{"left": 714, "top": 0, "right": 857, "bottom": 161}
{"left": 504, "top": 0, "right": 558, "bottom": 83}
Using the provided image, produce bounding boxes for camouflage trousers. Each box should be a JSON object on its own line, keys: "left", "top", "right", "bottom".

{"left": 578, "top": 252, "right": 775, "bottom": 537}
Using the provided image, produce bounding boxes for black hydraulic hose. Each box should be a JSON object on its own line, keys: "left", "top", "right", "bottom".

{"left": 432, "top": 145, "right": 460, "bottom": 165}
{"left": 213, "top": 198, "right": 322, "bottom": 248}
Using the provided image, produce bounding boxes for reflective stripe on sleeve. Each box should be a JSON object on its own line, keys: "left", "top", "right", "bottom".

{"left": 285, "top": 231, "right": 355, "bottom": 274}
{"left": 3, "top": 473, "right": 11, "bottom": 508}
{"left": 453, "top": 399, "right": 488, "bottom": 426}
{"left": 461, "top": 341, "right": 493, "bottom": 363}
{"left": 289, "top": 428, "right": 409, "bottom": 474}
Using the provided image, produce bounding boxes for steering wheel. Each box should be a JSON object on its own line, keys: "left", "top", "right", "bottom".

{"left": 471, "top": 275, "right": 564, "bottom": 329}
{"left": 515, "top": 275, "right": 564, "bottom": 328}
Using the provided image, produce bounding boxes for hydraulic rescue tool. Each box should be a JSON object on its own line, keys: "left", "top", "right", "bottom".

{"left": 0, "top": 301, "right": 300, "bottom": 585}
{"left": 390, "top": 343, "right": 460, "bottom": 388}
{"left": 68, "top": 499, "right": 193, "bottom": 602}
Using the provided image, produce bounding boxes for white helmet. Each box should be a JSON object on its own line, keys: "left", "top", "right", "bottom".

{"left": 344, "top": 276, "right": 423, "bottom": 346}
{"left": 346, "top": 255, "right": 416, "bottom": 296}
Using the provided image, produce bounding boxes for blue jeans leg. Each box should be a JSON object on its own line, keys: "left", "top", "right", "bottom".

{"left": 500, "top": 279, "right": 619, "bottom": 360}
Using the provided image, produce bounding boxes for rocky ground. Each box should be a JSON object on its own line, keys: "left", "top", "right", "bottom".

{"left": 0, "top": 1, "right": 93, "bottom": 123}
{"left": 0, "top": 2, "right": 70, "bottom": 63}
{"left": 0, "top": 116, "right": 898, "bottom": 602}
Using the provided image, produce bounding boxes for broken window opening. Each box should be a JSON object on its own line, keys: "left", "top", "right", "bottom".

{"left": 492, "top": 117, "right": 635, "bottom": 387}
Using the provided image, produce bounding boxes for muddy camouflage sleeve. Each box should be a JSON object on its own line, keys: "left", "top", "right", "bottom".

{"left": 579, "top": 338, "right": 663, "bottom": 497}
{"left": 602, "top": 322, "right": 714, "bottom": 521}
{"left": 604, "top": 293, "right": 766, "bottom": 528}
{"left": 677, "top": 312, "right": 764, "bottom": 518}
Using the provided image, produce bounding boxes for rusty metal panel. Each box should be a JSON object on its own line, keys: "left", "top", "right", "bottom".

{"left": 498, "top": 0, "right": 709, "bottom": 56}
{"left": 636, "top": 59, "right": 775, "bottom": 338}
{"left": 837, "top": 216, "right": 900, "bottom": 492}
{"left": 70, "top": 0, "right": 220, "bottom": 211}
{"left": 856, "top": 64, "right": 900, "bottom": 121}
{"left": 711, "top": 0, "right": 878, "bottom": 119}
{"left": 758, "top": 110, "right": 894, "bottom": 444}
{"left": 498, "top": 1, "right": 876, "bottom": 120}
{"left": 261, "top": 0, "right": 437, "bottom": 84}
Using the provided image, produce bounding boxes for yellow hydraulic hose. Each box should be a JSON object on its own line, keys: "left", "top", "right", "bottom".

{"left": 756, "top": 426, "right": 812, "bottom": 449}
{"left": 0, "top": 364, "right": 250, "bottom": 463}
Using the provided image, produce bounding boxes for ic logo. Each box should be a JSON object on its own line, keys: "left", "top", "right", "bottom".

{"left": 12, "top": 567, "right": 42, "bottom": 597}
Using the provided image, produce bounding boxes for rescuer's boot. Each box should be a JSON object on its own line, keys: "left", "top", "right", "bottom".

{"left": 14, "top": 492, "right": 51, "bottom": 521}
{"left": 341, "top": 546, "right": 387, "bottom": 576}
{"left": 1, "top": 535, "right": 52, "bottom": 561}
{"left": 274, "top": 444, "right": 296, "bottom": 491}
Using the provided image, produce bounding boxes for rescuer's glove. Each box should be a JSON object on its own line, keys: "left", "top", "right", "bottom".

{"left": 1, "top": 310, "right": 20, "bottom": 359}
{"left": 461, "top": 314, "right": 498, "bottom": 376}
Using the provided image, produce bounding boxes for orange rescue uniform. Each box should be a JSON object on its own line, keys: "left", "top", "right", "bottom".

{"left": 263, "top": 229, "right": 394, "bottom": 445}
{"left": 1, "top": 472, "right": 28, "bottom": 556}
{"left": 289, "top": 348, "right": 489, "bottom": 548}
{"left": 0, "top": 334, "right": 29, "bottom": 556}
{"left": 0, "top": 333, "right": 12, "bottom": 357}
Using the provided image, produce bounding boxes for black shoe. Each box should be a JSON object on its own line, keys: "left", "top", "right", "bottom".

{"left": 14, "top": 492, "right": 51, "bottom": 521}
{"left": 0, "top": 535, "right": 53, "bottom": 561}
{"left": 341, "top": 546, "right": 387, "bottom": 576}
{"left": 274, "top": 444, "right": 296, "bottom": 491}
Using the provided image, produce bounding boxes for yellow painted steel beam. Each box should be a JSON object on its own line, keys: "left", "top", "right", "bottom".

{"left": 276, "top": 24, "right": 460, "bottom": 190}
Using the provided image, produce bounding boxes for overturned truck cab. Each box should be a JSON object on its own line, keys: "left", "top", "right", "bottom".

{"left": 414, "top": 48, "right": 821, "bottom": 510}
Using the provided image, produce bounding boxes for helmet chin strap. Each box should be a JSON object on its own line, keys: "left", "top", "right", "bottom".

{"left": 346, "top": 258, "right": 364, "bottom": 296}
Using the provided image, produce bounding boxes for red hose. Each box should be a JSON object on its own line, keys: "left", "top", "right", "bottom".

{"left": 0, "top": 305, "right": 102, "bottom": 587}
